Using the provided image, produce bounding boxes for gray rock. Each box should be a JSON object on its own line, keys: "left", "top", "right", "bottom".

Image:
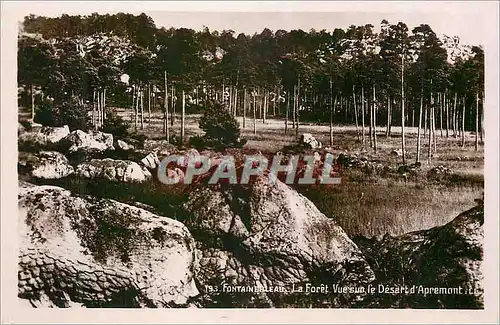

{"left": 18, "top": 185, "right": 198, "bottom": 307}
{"left": 76, "top": 158, "right": 152, "bottom": 183}
{"left": 184, "top": 175, "right": 374, "bottom": 307}
{"left": 19, "top": 125, "right": 70, "bottom": 147}
{"left": 117, "top": 139, "right": 134, "bottom": 151}
{"left": 354, "top": 206, "right": 484, "bottom": 308}
{"left": 300, "top": 133, "right": 322, "bottom": 149}
{"left": 19, "top": 151, "right": 74, "bottom": 179}
{"left": 59, "top": 130, "right": 114, "bottom": 153}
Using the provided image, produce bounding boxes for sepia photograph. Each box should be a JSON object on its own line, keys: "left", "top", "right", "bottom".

{"left": 1, "top": 1, "right": 499, "bottom": 324}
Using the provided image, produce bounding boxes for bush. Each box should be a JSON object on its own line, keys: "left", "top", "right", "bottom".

{"left": 101, "top": 111, "right": 130, "bottom": 138}
{"left": 33, "top": 99, "right": 55, "bottom": 126}
{"left": 199, "top": 100, "right": 242, "bottom": 150}
{"left": 35, "top": 98, "right": 92, "bottom": 131}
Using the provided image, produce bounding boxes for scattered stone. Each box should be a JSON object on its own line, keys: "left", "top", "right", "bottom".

{"left": 390, "top": 148, "right": 405, "bottom": 157}
{"left": 59, "top": 130, "right": 114, "bottom": 154}
{"left": 19, "top": 125, "right": 70, "bottom": 147}
{"left": 300, "top": 133, "right": 322, "bottom": 149}
{"left": 76, "top": 158, "right": 152, "bottom": 183}
{"left": 18, "top": 151, "right": 74, "bottom": 179}
{"left": 117, "top": 139, "right": 135, "bottom": 151}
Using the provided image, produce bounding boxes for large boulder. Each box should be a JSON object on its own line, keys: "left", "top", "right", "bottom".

{"left": 76, "top": 158, "right": 152, "bottom": 183}
{"left": 60, "top": 130, "right": 114, "bottom": 154}
{"left": 19, "top": 125, "right": 70, "bottom": 147}
{"left": 18, "top": 151, "right": 74, "bottom": 179}
{"left": 354, "top": 205, "right": 484, "bottom": 308}
{"left": 18, "top": 185, "right": 198, "bottom": 307}
{"left": 183, "top": 176, "right": 375, "bottom": 307}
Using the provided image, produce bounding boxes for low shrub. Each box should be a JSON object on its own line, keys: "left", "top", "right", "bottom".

{"left": 34, "top": 98, "right": 92, "bottom": 131}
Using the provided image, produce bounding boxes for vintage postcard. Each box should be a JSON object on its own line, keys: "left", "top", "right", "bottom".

{"left": 1, "top": 1, "right": 498, "bottom": 324}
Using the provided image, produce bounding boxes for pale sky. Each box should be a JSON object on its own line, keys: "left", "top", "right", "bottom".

{"left": 147, "top": 11, "right": 487, "bottom": 46}
{"left": 7, "top": 1, "right": 498, "bottom": 47}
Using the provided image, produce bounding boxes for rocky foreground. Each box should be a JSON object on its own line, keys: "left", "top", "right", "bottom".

{"left": 17, "top": 124, "right": 484, "bottom": 308}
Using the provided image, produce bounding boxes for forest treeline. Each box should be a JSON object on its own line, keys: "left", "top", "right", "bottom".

{"left": 18, "top": 13, "right": 484, "bottom": 160}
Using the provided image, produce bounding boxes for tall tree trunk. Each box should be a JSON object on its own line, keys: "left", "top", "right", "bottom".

{"left": 97, "top": 90, "right": 102, "bottom": 130}
{"left": 386, "top": 96, "right": 391, "bottom": 138}
{"left": 148, "top": 84, "right": 152, "bottom": 125}
{"left": 453, "top": 93, "right": 458, "bottom": 138}
{"left": 140, "top": 88, "right": 144, "bottom": 130}
{"left": 427, "top": 105, "right": 432, "bottom": 164}
{"left": 135, "top": 88, "right": 139, "bottom": 131}
{"left": 103, "top": 88, "right": 106, "bottom": 125}
{"left": 361, "top": 85, "right": 365, "bottom": 146}
{"left": 272, "top": 87, "right": 276, "bottom": 116}
{"left": 234, "top": 87, "right": 238, "bottom": 117}
{"left": 373, "top": 84, "right": 377, "bottom": 153}
{"left": 171, "top": 86, "right": 175, "bottom": 126}
{"left": 296, "top": 78, "right": 300, "bottom": 138}
{"left": 258, "top": 92, "right": 263, "bottom": 120}
{"left": 92, "top": 89, "right": 97, "bottom": 127}
{"left": 263, "top": 91, "right": 267, "bottom": 124}
{"left": 31, "top": 84, "right": 35, "bottom": 121}
{"left": 424, "top": 106, "right": 428, "bottom": 138}
{"left": 401, "top": 53, "right": 406, "bottom": 165}
{"left": 412, "top": 106, "right": 415, "bottom": 128}
{"left": 285, "top": 90, "right": 290, "bottom": 135}
{"left": 369, "top": 89, "right": 373, "bottom": 148}
{"left": 330, "top": 94, "right": 337, "bottom": 147}
{"left": 330, "top": 80, "right": 334, "bottom": 146}
{"left": 243, "top": 88, "right": 247, "bottom": 129}
{"left": 292, "top": 85, "right": 297, "bottom": 128}
{"left": 475, "top": 92, "right": 479, "bottom": 151}
{"left": 461, "top": 95, "right": 466, "bottom": 146}
{"left": 416, "top": 92, "right": 423, "bottom": 163}
{"left": 353, "top": 86, "right": 359, "bottom": 140}
{"left": 388, "top": 98, "right": 393, "bottom": 137}
{"left": 253, "top": 93, "right": 257, "bottom": 135}
{"left": 130, "top": 86, "right": 135, "bottom": 123}
{"left": 439, "top": 92, "right": 443, "bottom": 137}
{"left": 445, "top": 91, "right": 449, "bottom": 138}
{"left": 181, "top": 90, "right": 185, "bottom": 145}
{"left": 164, "top": 72, "right": 169, "bottom": 142}
{"left": 480, "top": 92, "right": 484, "bottom": 144}
{"left": 432, "top": 100, "right": 437, "bottom": 153}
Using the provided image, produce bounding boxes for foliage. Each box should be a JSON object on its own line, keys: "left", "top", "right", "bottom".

{"left": 101, "top": 110, "right": 130, "bottom": 138}
{"left": 35, "top": 98, "right": 92, "bottom": 131}
{"left": 19, "top": 13, "right": 484, "bottom": 130}
{"left": 199, "top": 101, "right": 242, "bottom": 149}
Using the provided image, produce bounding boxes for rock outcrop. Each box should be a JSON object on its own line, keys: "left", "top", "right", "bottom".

{"left": 354, "top": 205, "right": 484, "bottom": 309}
{"left": 183, "top": 176, "right": 375, "bottom": 307}
{"left": 76, "top": 158, "right": 152, "bottom": 183}
{"left": 18, "top": 185, "right": 198, "bottom": 307}
{"left": 19, "top": 125, "right": 70, "bottom": 147}
{"left": 18, "top": 151, "right": 74, "bottom": 179}
{"left": 59, "top": 130, "right": 114, "bottom": 154}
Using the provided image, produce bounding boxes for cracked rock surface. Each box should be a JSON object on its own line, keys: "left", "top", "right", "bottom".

{"left": 183, "top": 176, "right": 375, "bottom": 307}
{"left": 18, "top": 184, "right": 198, "bottom": 307}
{"left": 354, "top": 205, "right": 484, "bottom": 308}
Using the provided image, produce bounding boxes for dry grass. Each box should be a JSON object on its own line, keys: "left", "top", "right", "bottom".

{"left": 298, "top": 182, "right": 482, "bottom": 237}
{"left": 20, "top": 106, "right": 484, "bottom": 237}
{"left": 113, "top": 109, "right": 485, "bottom": 235}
